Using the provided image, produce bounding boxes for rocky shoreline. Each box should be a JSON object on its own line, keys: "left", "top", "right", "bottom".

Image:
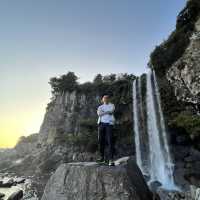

{"left": 1, "top": 148, "right": 200, "bottom": 200}
{"left": 0, "top": 173, "right": 38, "bottom": 200}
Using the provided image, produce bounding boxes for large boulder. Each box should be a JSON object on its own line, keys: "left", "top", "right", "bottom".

{"left": 0, "top": 192, "right": 5, "bottom": 199}
{"left": 41, "top": 157, "right": 153, "bottom": 200}
{"left": 7, "top": 190, "right": 23, "bottom": 200}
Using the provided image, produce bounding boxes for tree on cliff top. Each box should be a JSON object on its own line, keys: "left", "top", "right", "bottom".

{"left": 49, "top": 71, "right": 79, "bottom": 94}
{"left": 93, "top": 74, "right": 103, "bottom": 85}
{"left": 48, "top": 71, "right": 136, "bottom": 97}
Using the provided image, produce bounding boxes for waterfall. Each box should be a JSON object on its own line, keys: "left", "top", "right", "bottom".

{"left": 146, "top": 69, "right": 176, "bottom": 189}
{"left": 133, "top": 69, "right": 177, "bottom": 190}
{"left": 152, "top": 70, "right": 175, "bottom": 185}
{"left": 133, "top": 78, "right": 144, "bottom": 173}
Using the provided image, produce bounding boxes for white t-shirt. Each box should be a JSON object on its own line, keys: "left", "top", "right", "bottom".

{"left": 97, "top": 103, "right": 115, "bottom": 125}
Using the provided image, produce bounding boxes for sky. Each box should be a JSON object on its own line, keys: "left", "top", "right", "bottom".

{"left": 0, "top": 0, "right": 186, "bottom": 148}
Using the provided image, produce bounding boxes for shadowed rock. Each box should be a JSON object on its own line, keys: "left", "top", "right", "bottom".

{"left": 0, "top": 178, "right": 14, "bottom": 187}
{"left": 41, "top": 157, "right": 153, "bottom": 200}
{"left": 7, "top": 190, "right": 23, "bottom": 200}
{"left": 0, "top": 192, "right": 5, "bottom": 199}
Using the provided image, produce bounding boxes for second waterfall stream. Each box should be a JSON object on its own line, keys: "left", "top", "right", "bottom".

{"left": 133, "top": 69, "right": 177, "bottom": 190}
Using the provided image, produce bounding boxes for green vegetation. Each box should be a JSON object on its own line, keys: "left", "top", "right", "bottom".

{"left": 77, "top": 82, "right": 95, "bottom": 94}
{"left": 170, "top": 111, "right": 200, "bottom": 139}
{"left": 149, "top": 0, "right": 200, "bottom": 75}
{"left": 56, "top": 118, "right": 98, "bottom": 153}
{"left": 17, "top": 133, "right": 38, "bottom": 144}
{"left": 80, "top": 118, "right": 97, "bottom": 131}
{"left": 48, "top": 71, "right": 136, "bottom": 98}
{"left": 63, "top": 132, "right": 98, "bottom": 153}
{"left": 93, "top": 73, "right": 103, "bottom": 85}
{"left": 49, "top": 71, "right": 79, "bottom": 94}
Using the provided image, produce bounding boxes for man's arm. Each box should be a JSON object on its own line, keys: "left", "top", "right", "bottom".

{"left": 97, "top": 104, "right": 115, "bottom": 116}
{"left": 107, "top": 104, "right": 115, "bottom": 114}
{"left": 97, "top": 106, "right": 107, "bottom": 116}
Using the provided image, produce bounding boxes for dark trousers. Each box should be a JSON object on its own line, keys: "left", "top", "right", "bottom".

{"left": 98, "top": 122, "right": 114, "bottom": 160}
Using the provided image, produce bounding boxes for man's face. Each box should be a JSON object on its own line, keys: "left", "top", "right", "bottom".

{"left": 102, "top": 95, "right": 109, "bottom": 104}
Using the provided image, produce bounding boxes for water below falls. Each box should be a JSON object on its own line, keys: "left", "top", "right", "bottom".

{"left": 133, "top": 69, "right": 177, "bottom": 190}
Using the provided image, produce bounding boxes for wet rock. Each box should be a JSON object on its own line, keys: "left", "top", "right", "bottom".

{"left": 190, "top": 185, "right": 200, "bottom": 200}
{"left": 149, "top": 181, "right": 162, "bottom": 192}
{"left": 189, "top": 148, "right": 200, "bottom": 161}
{"left": 0, "top": 178, "right": 14, "bottom": 187}
{"left": 157, "top": 188, "right": 191, "bottom": 200}
{"left": 176, "top": 135, "right": 189, "bottom": 145}
{"left": 14, "top": 177, "right": 26, "bottom": 184}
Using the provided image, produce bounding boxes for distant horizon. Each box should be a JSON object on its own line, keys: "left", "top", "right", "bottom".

{"left": 0, "top": 0, "right": 187, "bottom": 148}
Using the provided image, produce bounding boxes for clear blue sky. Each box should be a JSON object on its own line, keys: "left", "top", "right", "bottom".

{"left": 0, "top": 0, "right": 186, "bottom": 147}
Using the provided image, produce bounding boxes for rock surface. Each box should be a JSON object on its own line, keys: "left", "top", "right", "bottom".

{"left": 0, "top": 192, "right": 5, "bottom": 198}
{"left": 156, "top": 188, "right": 191, "bottom": 200}
{"left": 7, "top": 190, "right": 23, "bottom": 200}
{"left": 41, "top": 157, "right": 153, "bottom": 200}
{"left": 38, "top": 91, "right": 93, "bottom": 145}
{"left": 166, "top": 17, "right": 200, "bottom": 111}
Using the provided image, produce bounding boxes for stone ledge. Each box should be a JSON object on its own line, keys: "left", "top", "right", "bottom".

{"left": 41, "top": 157, "right": 153, "bottom": 200}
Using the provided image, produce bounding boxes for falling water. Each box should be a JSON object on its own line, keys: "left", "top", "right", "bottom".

{"left": 152, "top": 70, "right": 175, "bottom": 185}
{"left": 146, "top": 69, "right": 176, "bottom": 189}
{"left": 133, "top": 79, "right": 144, "bottom": 173}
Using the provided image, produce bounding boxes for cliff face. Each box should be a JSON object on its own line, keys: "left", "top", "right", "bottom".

{"left": 14, "top": 133, "right": 39, "bottom": 155}
{"left": 38, "top": 91, "right": 99, "bottom": 146}
{"left": 166, "top": 17, "right": 200, "bottom": 111}
{"left": 149, "top": 0, "right": 200, "bottom": 188}
{"left": 37, "top": 77, "right": 135, "bottom": 158}
{"left": 150, "top": 0, "right": 200, "bottom": 115}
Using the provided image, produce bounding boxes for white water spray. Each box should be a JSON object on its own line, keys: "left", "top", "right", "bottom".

{"left": 133, "top": 79, "right": 144, "bottom": 173}
{"left": 146, "top": 69, "right": 176, "bottom": 189}
{"left": 152, "top": 70, "right": 175, "bottom": 185}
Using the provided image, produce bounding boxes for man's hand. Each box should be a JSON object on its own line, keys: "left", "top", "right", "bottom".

{"left": 105, "top": 110, "right": 113, "bottom": 115}
{"left": 103, "top": 111, "right": 114, "bottom": 116}
{"left": 97, "top": 110, "right": 113, "bottom": 116}
{"left": 97, "top": 104, "right": 115, "bottom": 116}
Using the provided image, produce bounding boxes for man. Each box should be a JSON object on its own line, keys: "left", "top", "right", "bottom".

{"left": 97, "top": 94, "right": 115, "bottom": 166}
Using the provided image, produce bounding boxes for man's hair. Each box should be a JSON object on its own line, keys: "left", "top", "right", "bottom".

{"left": 102, "top": 93, "right": 111, "bottom": 98}
{"left": 100, "top": 94, "right": 110, "bottom": 103}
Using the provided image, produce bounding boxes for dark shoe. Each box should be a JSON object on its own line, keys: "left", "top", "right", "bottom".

{"left": 104, "top": 159, "right": 109, "bottom": 165}
{"left": 108, "top": 160, "right": 115, "bottom": 166}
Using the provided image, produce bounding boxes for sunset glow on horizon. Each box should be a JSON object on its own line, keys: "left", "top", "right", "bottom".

{"left": 0, "top": 103, "right": 47, "bottom": 148}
